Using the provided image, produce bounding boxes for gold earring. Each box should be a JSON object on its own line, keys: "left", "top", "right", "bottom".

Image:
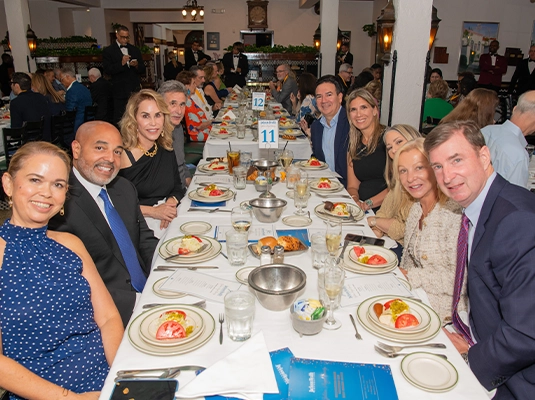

{"left": 8, "top": 198, "right": 12, "bottom": 208}
{"left": 161, "top": 131, "right": 164, "bottom": 137}
{"left": 59, "top": 207, "right": 65, "bottom": 216}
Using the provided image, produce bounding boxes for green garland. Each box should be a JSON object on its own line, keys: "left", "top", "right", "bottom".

{"left": 226, "top": 44, "right": 317, "bottom": 54}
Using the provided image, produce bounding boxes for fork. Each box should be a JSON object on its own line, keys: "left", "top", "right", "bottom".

{"left": 316, "top": 193, "right": 352, "bottom": 199}
{"left": 374, "top": 345, "right": 448, "bottom": 359}
{"left": 376, "top": 341, "right": 447, "bottom": 353}
{"left": 219, "top": 313, "right": 225, "bottom": 345}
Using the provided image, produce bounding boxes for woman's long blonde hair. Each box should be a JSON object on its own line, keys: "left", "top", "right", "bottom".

{"left": 347, "top": 88, "right": 385, "bottom": 160}
{"left": 384, "top": 124, "right": 421, "bottom": 189}
{"left": 391, "top": 138, "right": 448, "bottom": 219}
{"left": 119, "top": 89, "right": 174, "bottom": 151}
{"left": 31, "top": 74, "right": 65, "bottom": 104}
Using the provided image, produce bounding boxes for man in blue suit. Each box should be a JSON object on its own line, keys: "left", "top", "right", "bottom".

{"left": 310, "top": 75, "right": 349, "bottom": 187}
{"left": 425, "top": 120, "right": 535, "bottom": 399}
{"left": 60, "top": 67, "right": 92, "bottom": 145}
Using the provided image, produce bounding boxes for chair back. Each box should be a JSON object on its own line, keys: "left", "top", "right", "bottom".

{"left": 2, "top": 126, "right": 25, "bottom": 168}
{"left": 84, "top": 105, "right": 98, "bottom": 122}
{"left": 23, "top": 117, "right": 44, "bottom": 142}
{"left": 51, "top": 112, "right": 66, "bottom": 148}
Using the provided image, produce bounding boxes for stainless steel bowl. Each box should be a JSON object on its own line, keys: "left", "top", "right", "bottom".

{"left": 249, "top": 198, "right": 287, "bottom": 222}
{"left": 248, "top": 264, "right": 307, "bottom": 311}
{"left": 252, "top": 159, "right": 279, "bottom": 171}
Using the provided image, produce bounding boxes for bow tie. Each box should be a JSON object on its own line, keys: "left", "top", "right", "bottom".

{"left": 193, "top": 51, "right": 197, "bottom": 54}
{"left": 120, "top": 45, "right": 127, "bottom": 49}
{"left": 490, "top": 54, "right": 496, "bottom": 57}
{"left": 234, "top": 55, "right": 239, "bottom": 58}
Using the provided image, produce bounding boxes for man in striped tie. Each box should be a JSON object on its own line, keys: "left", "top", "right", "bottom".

{"left": 424, "top": 120, "right": 535, "bottom": 399}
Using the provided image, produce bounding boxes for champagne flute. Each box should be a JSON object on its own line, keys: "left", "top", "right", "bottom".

{"left": 279, "top": 149, "right": 294, "bottom": 169}
{"left": 325, "top": 221, "right": 342, "bottom": 256}
{"left": 231, "top": 206, "right": 253, "bottom": 232}
{"left": 322, "top": 256, "right": 345, "bottom": 330}
{"left": 294, "top": 174, "right": 309, "bottom": 216}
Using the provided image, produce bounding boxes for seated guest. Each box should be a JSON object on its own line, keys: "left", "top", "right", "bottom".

{"left": 0, "top": 142, "right": 123, "bottom": 398}
{"left": 290, "top": 72, "right": 319, "bottom": 125}
{"left": 347, "top": 69, "right": 374, "bottom": 97}
{"left": 176, "top": 70, "right": 212, "bottom": 142}
{"left": 215, "top": 62, "right": 227, "bottom": 89}
{"left": 422, "top": 80, "right": 453, "bottom": 123}
{"left": 335, "top": 63, "right": 353, "bottom": 97}
{"left": 368, "top": 125, "right": 421, "bottom": 244}
{"left": 158, "top": 80, "right": 192, "bottom": 190}
{"left": 10, "top": 72, "right": 52, "bottom": 141}
{"left": 395, "top": 138, "right": 463, "bottom": 323}
{"left": 310, "top": 74, "right": 349, "bottom": 186}
{"left": 449, "top": 72, "right": 476, "bottom": 107}
{"left": 163, "top": 52, "right": 183, "bottom": 81}
{"left": 51, "top": 68, "right": 67, "bottom": 94}
{"left": 31, "top": 73, "right": 66, "bottom": 117}
{"left": 50, "top": 121, "right": 158, "bottom": 327}
{"left": 190, "top": 65, "right": 220, "bottom": 118}
{"left": 59, "top": 67, "right": 92, "bottom": 145}
{"left": 88, "top": 67, "right": 113, "bottom": 123}
{"left": 441, "top": 88, "right": 498, "bottom": 128}
{"left": 203, "top": 64, "right": 228, "bottom": 111}
{"left": 119, "top": 89, "right": 185, "bottom": 237}
{"left": 222, "top": 41, "right": 249, "bottom": 88}
{"left": 364, "top": 79, "right": 382, "bottom": 107}
{"left": 346, "top": 88, "right": 388, "bottom": 212}
{"left": 481, "top": 90, "right": 535, "bottom": 188}
{"left": 370, "top": 63, "right": 383, "bottom": 81}
{"left": 269, "top": 64, "right": 298, "bottom": 114}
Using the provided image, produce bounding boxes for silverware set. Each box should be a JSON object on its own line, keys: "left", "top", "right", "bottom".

{"left": 115, "top": 365, "right": 205, "bottom": 381}
{"left": 142, "top": 299, "right": 206, "bottom": 309}
{"left": 153, "top": 265, "right": 219, "bottom": 271}
{"left": 374, "top": 341, "right": 447, "bottom": 359}
{"left": 187, "top": 208, "right": 232, "bottom": 213}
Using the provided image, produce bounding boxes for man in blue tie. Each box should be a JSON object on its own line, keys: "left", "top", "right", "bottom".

{"left": 49, "top": 121, "right": 158, "bottom": 327}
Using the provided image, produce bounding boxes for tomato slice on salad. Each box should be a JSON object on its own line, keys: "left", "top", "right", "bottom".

{"left": 353, "top": 246, "right": 365, "bottom": 257}
{"left": 384, "top": 299, "right": 401, "bottom": 310}
{"left": 395, "top": 313, "right": 419, "bottom": 329}
{"left": 156, "top": 320, "right": 186, "bottom": 340}
{"left": 367, "top": 254, "right": 388, "bottom": 265}
{"left": 209, "top": 189, "right": 224, "bottom": 196}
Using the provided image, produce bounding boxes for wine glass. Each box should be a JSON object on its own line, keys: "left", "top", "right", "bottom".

{"left": 325, "top": 221, "right": 342, "bottom": 256}
{"left": 322, "top": 257, "right": 345, "bottom": 330}
{"left": 231, "top": 206, "right": 253, "bottom": 232}
{"left": 279, "top": 149, "right": 294, "bottom": 169}
{"left": 294, "top": 174, "right": 310, "bottom": 216}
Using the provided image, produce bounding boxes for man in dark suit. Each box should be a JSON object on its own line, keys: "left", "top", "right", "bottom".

{"left": 310, "top": 75, "right": 349, "bottom": 187}
{"left": 49, "top": 121, "right": 158, "bottom": 327}
{"left": 478, "top": 40, "right": 508, "bottom": 92}
{"left": 88, "top": 67, "right": 113, "bottom": 123}
{"left": 426, "top": 121, "right": 535, "bottom": 399}
{"left": 222, "top": 42, "right": 249, "bottom": 88}
{"left": 10, "top": 72, "right": 51, "bottom": 141}
{"left": 509, "top": 45, "right": 535, "bottom": 96}
{"left": 184, "top": 40, "right": 211, "bottom": 71}
{"left": 60, "top": 67, "right": 92, "bottom": 145}
{"left": 336, "top": 44, "right": 353, "bottom": 68}
{"left": 163, "top": 52, "right": 183, "bottom": 81}
{"left": 103, "top": 26, "right": 145, "bottom": 125}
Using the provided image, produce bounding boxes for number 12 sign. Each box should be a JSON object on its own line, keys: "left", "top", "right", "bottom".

{"left": 252, "top": 92, "right": 266, "bottom": 110}
{"left": 258, "top": 120, "right": 279, "bottom": 149}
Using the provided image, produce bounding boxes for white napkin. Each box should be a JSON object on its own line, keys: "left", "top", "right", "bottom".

{"left": 233, "top": 85, "right": 242, "bottom": 93}
{"left": 177, "top": 332, "right": 279, "bottom": 399}
{"left": 222, "top": 109, "right": 237, "bottom": 120}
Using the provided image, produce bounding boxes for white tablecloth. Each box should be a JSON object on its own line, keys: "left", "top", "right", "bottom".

{"left": 99, "top": 163, "right": 491, "bottom": 400}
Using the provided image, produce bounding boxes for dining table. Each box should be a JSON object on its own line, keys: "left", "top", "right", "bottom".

{"left": 99, "top": 160, "right": 492, "bottom": 399}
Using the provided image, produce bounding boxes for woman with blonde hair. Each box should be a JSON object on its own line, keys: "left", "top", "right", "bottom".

{"left": 31, "top": 73, "right": 66, "bottom": 117}
{"left": 203, "top": 63, "right": 228, "bottom": 111}
{"left": 367, "top": 124, "right": 421, "bottom": 243}
{"left": 394, "top": 138, "right": 464, "bottom": 322}
{"left": 346, "top": 88, "right": 388, "bottom": 212}
{"left": 441, "top": 88, "right": 498, "bottom": 128}
{"left": 119, "top": 89, "right": 185, "bottom": 237}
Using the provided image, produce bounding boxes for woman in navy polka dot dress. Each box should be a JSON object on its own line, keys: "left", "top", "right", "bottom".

{"left": 0, "top": 142, "right": 123, "bottom": 399}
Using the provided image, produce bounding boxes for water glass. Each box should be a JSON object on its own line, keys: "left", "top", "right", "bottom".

{"left": 233, "top": 166, "right": 247, "bottom": 190}
{"left": 236, "top": 123, "right": 246, "bottom": 139}
{"left": 311, "top": 232, "right": 329, "bottom": 270}
{"left": 224, "top": 291, "right": 255, "bottom": 342}
{"left": 286, "top": 165, "right": 301, "bottom": 189}
{"left": 240, "top": 151, "right": 252, "bottom": 169}
{"left": 225, "top": 230, "right": 248, "bottom": 267}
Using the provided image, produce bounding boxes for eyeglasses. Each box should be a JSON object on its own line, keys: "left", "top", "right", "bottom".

{"left": 119, "top": 35, "right": 130, "bottom": 40}
{"left": 276, "top": 70, "right": 285, "bottom": 73}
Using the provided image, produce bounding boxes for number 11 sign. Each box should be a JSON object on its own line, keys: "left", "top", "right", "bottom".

{"left": 258, "top": 120, "right": 279, "bottom": 149}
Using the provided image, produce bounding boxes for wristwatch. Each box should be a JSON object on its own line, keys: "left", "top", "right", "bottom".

{"left": 364, "top": 199, "right": 373, "bottom": 208}
{"left": 461, "top": 352, "right": 469, "bottom": 364}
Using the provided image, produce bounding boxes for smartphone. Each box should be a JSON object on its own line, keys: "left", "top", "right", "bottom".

{"left": 344, "top": 233, "right": 385, "bottom": 247}
{"left": 110, "top": 379, "right": 178, "bottom": 400}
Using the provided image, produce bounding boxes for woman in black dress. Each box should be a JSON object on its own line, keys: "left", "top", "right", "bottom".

{"left": 346, "top": 88, "right": 388, "bottom": 213}
{"left": 119, "top": 89, "right": 185, "bottom": 237}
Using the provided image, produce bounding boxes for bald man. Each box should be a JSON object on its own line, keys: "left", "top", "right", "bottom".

{"left": 49, "top": 121, "right": 158, "bottom": 327}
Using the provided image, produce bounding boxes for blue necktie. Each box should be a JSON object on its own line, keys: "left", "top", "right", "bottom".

{"left": 99, "top": 188, "right": 146, "bottom": 292}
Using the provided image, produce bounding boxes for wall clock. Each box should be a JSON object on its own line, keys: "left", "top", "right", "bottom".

{"left": 247, "top": 1, "right": 269, "bottom": 29}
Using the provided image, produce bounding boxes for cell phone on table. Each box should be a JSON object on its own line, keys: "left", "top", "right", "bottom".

{"left": 110, "top": 379, "right": 178, "bottom": 400}
{"left": 344, "top": 233, "right": 385, "bottom": 247}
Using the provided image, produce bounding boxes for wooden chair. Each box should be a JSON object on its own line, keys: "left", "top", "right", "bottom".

{"left": 51, "top": 112, "right": 67, "bottom": 149}
{"left": 84, "top": 105, "right": 98, "bottom": 122}
{"left": 2, "top": 126, "right": 25, "bottom": 168}
{"left": 23, "top": 117, "right": 44, "bottom": 142}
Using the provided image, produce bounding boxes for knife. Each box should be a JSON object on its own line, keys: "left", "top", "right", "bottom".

{"left": 154, "top": 265, "right": 219, "bottom": 271}
{"left": 116, "top": 365, "right": 205, "bottom": 377}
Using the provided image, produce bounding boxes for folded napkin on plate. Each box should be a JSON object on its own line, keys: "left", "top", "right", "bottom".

{"left": 233, "top": 85, "right": 242, "bottom": 93}
{"left": 222, "top": 110, "right": 237, "bottom": 120}
{"left": 191, "top": 200, "right": 227, "bottom": 207}
{"left": 177, "top": 332, "right": 278, "bottom": 400}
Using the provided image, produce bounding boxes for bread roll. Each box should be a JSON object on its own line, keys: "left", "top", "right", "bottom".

{"left": 277, "top": 236, "right": 301, "bottom": 251}
{"left": 257, "top": 236, "right": 278, "bottom": 251}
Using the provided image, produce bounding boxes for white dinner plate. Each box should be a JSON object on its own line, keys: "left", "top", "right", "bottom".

{"left": 128, "top": 305, "right": 215, "bottom": 356}
{"left": 356, "top": 295, "right": 441, "bottom": 344}
{"left": 285, "top": 191, "right": 311, "bottom": 200}
{"left": 278, "top": 129, "right": 301, "bottom": 136}
{"left": 180, "top": 221, "right": 212, "bottom": 235}
{"left": 152, "top": 277, "right": 187, "bottom": 299}
{"left": 367, "top": 299, "right": 432, "bottom": 334}
{"left": 296, "top": 160, "right": 329, "bottom": 170}
{"left": 236, "top": 266, "right": 256, "bottom": 285}
{"left": 158, "top": 236, "right": 222, "bottom": 264}
{"left": 401, "top": 352, "right": 459, "bottom": 392}
{"left": 188, "top": 189, "right": 234, "bottom": 203}
{"left": 196, "top": 186, "right": 232, "bottom": 198}
{"left": 210, "top": 130, "right": 236, "bottom": 139}
{"left": 308, "top": 179, "right": 343, "bottom": 192}
{"left": 282, "top": 215, "right": 313, "bottom": 227}
{"left": 197, "top": 162, "right": 228, "bottom": 174}
{"left": 314, "top": 203, "right": 365, "bottom": 224}
{"left": 164, "top": 236, "right": 213, "bottom": 259}
{"left": 139, "top": 307, "right": 205, "bottom": 347}
{"left": 348, "top": 244, "right": 398, "bottom": 267}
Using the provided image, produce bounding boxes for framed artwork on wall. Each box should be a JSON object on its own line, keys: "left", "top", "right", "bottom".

{"left": 207, "top": 32, "right": 220, "bottom": 51}
{"left": 457, "top": 21, "right": 500, "bottom": 75}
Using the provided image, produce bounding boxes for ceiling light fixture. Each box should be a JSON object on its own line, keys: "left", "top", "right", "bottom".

{"left": 181, "top": 0, "right": 204, "bottom": 21}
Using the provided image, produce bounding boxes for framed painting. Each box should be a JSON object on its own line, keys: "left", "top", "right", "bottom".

{"left": 457, "top": 22, "right": 500, "bottom": 75}
{"left": 207, "top": 32, "right": 220, "bottom": 51}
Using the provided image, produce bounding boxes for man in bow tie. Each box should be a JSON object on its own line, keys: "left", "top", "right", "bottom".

{"left": 509, "top": 45, "right": 535, "bottom": 96}
{"left": 185, "top": 40, "right": 211, "bottom": 70}
{"left": 478, "top": 40, "right": 507, "bottom": 93}
{"left": 103, "top": 25, "right": 145, "bottom": 126}
{"left": 222, "top": 41, "right": 249, "bottom": 88}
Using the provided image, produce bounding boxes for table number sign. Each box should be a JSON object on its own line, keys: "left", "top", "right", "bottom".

{"left": 252, "top": 92, "right": 266, "bottom": 110}
{"left": 258, "top": 119, "right": 279, "bottom": 149}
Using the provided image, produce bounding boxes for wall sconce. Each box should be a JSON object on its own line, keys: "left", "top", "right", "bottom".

{"left": 313, "top": 24, "right": 321, "bottom": 50}
{"left": 376, "top": 0, "right": 395, "bottom": 64}
{"left": 4, "top": 31, "right": 11, "bottom": 51}
{"left": 26, "top": 24, "right": 37, "bottom": 57}
{"left": 154, "top": 45, "right": 160, "bottom": 55}
{"left": 428, "top": 6, "right": 441, "bottom": 50}
{"left": 179, "top": 50, "right": 184, "bottom": 56}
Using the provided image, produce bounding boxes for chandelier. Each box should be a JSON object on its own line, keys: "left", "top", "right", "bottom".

{"left": 182, "top": 0, "right": 204, "bottom": 21}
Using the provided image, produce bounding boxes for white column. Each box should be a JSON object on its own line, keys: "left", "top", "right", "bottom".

{"left": 381, "top": 0, "right": 432, "bottom": 127}
{"left": 319, "top": 0, "right": 339, "bottom": 76}
{"left": 4, "top": 0, "right": 35, "bottom": 73}
{"left": 88, "top": 8, "right": 108, "bottom": 47}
